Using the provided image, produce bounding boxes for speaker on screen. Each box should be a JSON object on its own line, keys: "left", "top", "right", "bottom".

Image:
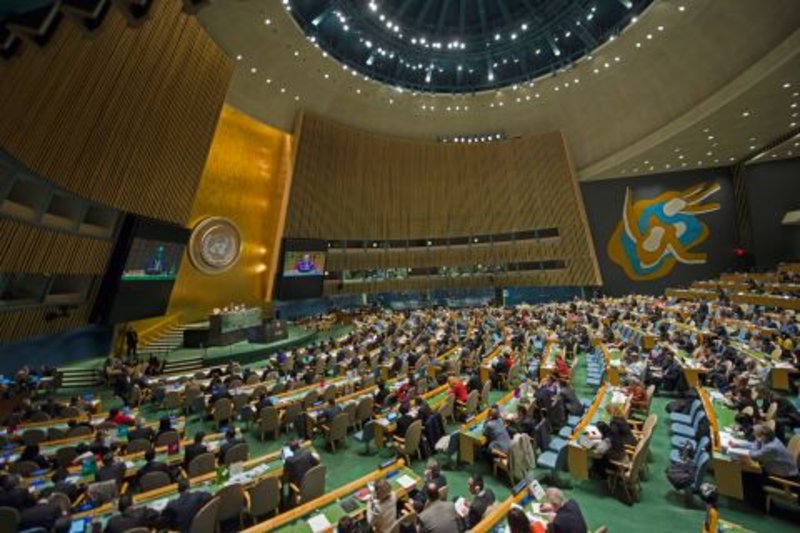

{"left": 275, "top": 238, "right": 327, "bottom": 300}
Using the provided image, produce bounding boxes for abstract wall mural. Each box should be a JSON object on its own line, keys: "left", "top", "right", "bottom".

{"left": 607, "top": 181, "right": 722, "bottom": 281}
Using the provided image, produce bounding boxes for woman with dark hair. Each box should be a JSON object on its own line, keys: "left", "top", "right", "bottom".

{"left": 507, "top": 506, "right": 534, "bottom": 533}
{"left": 156, "top": 416, "right": 173, "bottom": 439}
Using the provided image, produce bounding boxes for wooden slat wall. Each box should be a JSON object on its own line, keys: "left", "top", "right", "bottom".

{"left": 0, "top": 0, "right": 233, "bottom": 225}
{"left": 0, "top": 2, "right": 233, "bottom": 344}
{"left": 0, "top": 219, "right": 113, "bottom": 273}
{"left": 286, "top": 114, "right": 602, "bottom": 293}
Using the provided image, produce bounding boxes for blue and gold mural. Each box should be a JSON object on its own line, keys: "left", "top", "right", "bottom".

{"left": 607, "top": 181, "right": 722, "bottom": 281}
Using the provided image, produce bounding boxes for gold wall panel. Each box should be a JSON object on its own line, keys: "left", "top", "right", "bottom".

{"left": 148, "top": 105, "right": 291, "bottom": 326}
{"left": 287, "top": 114, "right": 601, "bottom": 293}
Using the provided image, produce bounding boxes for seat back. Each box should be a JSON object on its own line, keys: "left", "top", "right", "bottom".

{"left": 330, "top": 412, "right": 350, "bottom": 442}
{"left": 188, "top": 452, "right": 217, "bottom": 477}
{"left": 10, "top": 460, "right": 39, "bottom": 477}
{"left": 481, "top": 380, "right": 492, "bottom": 408}
{"left": 140, "top": 470, "right": 171, "bottom": 492}
{"left": 402, "top": 420, "right": 423, "bottom": 456}
{"left": 438, "top": 395, "right": 454, "bottom": 419}
{"left": 322, "top": 385, "right": 337, "bottom": 403}
{"left": 259, "top": 406, "right": 279, "bottom": 432}
{"left": 283, "top": 402, "right": 302, "bottom": 426}
{"left": 164, "top": 391, "right": 182, "bottom": 409}
{"left": 55, "top": 445, "right": 78, "bottom": 468}
{"left": 48, "top": 492, "right": 71, "bottom": 513}
{"left": 224, "top": 443, "right": 250, "bottom": 465}
{"left": 213, "top": 398, "right": 233, "bottom": 422}
{"left": 21, "top": 428, "right": 46, "bottom": 446}
{"left": 60, "top": 406, "right": 81, "bottom": 418}
{"left": 302, "top": 390, "right": 319, "bottom": 409}
{"left": 189, "top": 496, "right": 221, "bottom": 533}
{"left": 464, "top": 390, "right": 479, "bottom": 416}
{"left": 155, "top": 430, "right": 180, "bottom": 448}
{"left": 356, "top": 396, "right": 374, "bottom": 423}
{"left": 126, "top": 438, "right": 152, "bottom": 454}
{"left": 216, "top": 483, "right": 246, "bottom": 523}
{"left": 300, "top": 464, "right": 327, "bottom": 502}
{"left": 28, "top": 411, "right": 50, "bottom": 422}
{"left": 693, "top": 451, "right": 711, "bottom": 490}
{"left": 0, "top": 506, "right": 20, "bottom": 533}
{"left": 786, "top": 434, "right": 800, "bottom": 464}
{"left": 67, "top": 425, "right": 92, "bottom": 438}
{"left": 248, "top": 476, "right": 280, "bottom": 518}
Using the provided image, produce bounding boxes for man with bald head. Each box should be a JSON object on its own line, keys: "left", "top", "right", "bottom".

{"left": 542, "top": 487, "right": 587, "bottom": 533}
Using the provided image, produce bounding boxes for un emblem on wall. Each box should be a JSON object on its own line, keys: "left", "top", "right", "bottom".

{"left": 188, "top": 217, "right": 242, "bottom": 275}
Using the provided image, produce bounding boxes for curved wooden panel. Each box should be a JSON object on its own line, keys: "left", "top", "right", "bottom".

{"left": 287, "top": 113, "right": 601, "bottom": 292}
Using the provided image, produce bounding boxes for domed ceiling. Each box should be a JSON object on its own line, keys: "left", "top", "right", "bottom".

{"left": 197, "top": 0, "right": 800, "bottom": 180}
{"left": 287, "top": 0, "right": 653, "bottom": 93}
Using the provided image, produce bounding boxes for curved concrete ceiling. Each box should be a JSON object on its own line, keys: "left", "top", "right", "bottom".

{"left": 197, "top": 0, "right": 800, "bottom": 180}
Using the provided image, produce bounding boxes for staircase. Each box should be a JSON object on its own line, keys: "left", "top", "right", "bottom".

{"left": 58, "top": 367, "right": 100, "bottom": 388}
{"left": 140, "top": 324, "right": 188, "bottom": 358}
{"left": 141, "top": 324, "right": 205, "bottom": 375}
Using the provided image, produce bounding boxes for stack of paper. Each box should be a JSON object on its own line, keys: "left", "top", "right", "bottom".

{"left": 396, "top": 474, "right": 417, "bottom": 490}
{"left": 307, "top": 513, "right": 332, "bottom": 533}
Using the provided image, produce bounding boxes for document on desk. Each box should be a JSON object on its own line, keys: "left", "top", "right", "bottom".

{"left": 396, "top": 474, "right": 417, "bottom": 490}
{"left": 307, "top": 513, "right": 331, "bottom": 533}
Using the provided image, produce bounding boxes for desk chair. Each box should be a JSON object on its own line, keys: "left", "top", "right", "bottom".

{"left": 189, "top": 495, "right": 220, "bottom": 533}
{"left": 290, "top": 464, "right": 326, "bottom": 506}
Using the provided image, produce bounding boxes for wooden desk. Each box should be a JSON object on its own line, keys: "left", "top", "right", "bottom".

{"left": 458, "top": 390, "right": 517, "bottom": 465}
{"left": 697, "top": 386, "right": 762, "bottom": 500}
{"left": 373, "top": 382, "right": 451, "bottom": 448}
{"left": 479, "top": 344, "right": 504, "bottom": 384}
{"left": 243, "top": 459, "right": 419, "bottom": 533}
{"left": 71, "top": 442, "right": 316, "bottom": 527}
{"left": 567, "top": 385, "right": 631, "bottom": 481}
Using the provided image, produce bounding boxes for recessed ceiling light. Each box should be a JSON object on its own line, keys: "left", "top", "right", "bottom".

{"left": 678, "top": 5, "right": 686, "bottom": 12}
{"left": 294, "top": 96, "right": 300, "bottom": 101}
{"left": 236, "top": 54, "right": 242, "bottom": 61}
{"left": 741, "top": 111, "right": 750, "bottom": 117}
{"left": 266, "top": 78, "right": 272, "bottom": 84}
{"left": 264, "top": 19, "right": 271, "bottom": 25}
{"left": 783, "top": 82, "right": 791, "bottom": 89}
{"left": 250, "top": 67, "right": 257, "bottom": 74}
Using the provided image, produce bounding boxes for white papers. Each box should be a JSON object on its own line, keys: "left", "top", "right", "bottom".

{"left": 454, "top": 497, "right": 469, "bottom": 518}
{"left": 307, "top": 514, "right": 331, "bottom": 533}
{"left": 396, "top": 474, "right": 417, "bottom": 490}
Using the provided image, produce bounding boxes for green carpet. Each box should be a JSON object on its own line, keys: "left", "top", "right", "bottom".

{"left": 74, "top": 348, "right": 796, "bottom": 532}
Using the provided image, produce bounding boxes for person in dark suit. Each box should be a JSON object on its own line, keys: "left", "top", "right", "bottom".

{"left": 418, "top": 482, "right": 461, "bottom": 533}
{"left": 135, "top": 448, "right": 173, "bottom": 489}
{"left": 161, "top": 477, "right": 212, "bottom": 532}
{"left": 217, "top": 428, "right": 244, "bottom": 464}
{"left": 466, "top": 473, "right": 495, "bottom": 528}
{"left": 96, "top": 453, "right": 126, "bottom": 486}
{"left": 125, "top": 327, "right": 139, "bottom": 361}
{"left": 19, "top": 499, "right": 67, "bottom": 532}
{"left": 284, "top": 440, "right": 320, "bottom": 487}
{"left": 183, "top": 432, "right": 208, "bottom": 469}
{"left": 395, "top": 402, "right": 416, "bottom": 438}
{"left": 543, "top": 487, "right": 587, "bottom": 533}
{"left": 0, "top": 475, "right": 36, "bottom": 509}
{"left": 104, "top": 493, "right": 158, "bottom": 533}
{"left": 318, "top": 398, "right": 342, "bottom": 426}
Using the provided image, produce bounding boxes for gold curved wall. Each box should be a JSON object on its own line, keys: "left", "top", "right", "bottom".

{"left": 287, "top": 113, "right": 601, "bottom": 293}
{"left": 144, "top": 105, "right": 291, "bottom": 328}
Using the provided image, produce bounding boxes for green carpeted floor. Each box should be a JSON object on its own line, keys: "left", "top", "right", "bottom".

{"left": 71, "top": 348, "right": 797, "bottom": 532}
